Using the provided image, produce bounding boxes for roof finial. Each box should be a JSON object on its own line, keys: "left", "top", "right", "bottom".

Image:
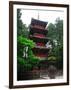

{"left": 38, "top": 11, "right": 39, "bottom": 20}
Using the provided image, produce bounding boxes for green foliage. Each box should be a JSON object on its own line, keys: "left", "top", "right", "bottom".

{"left": 17, "top": 54, "right": 39, "bottom": 70}
{"left": 17, "top": 57, "right": 32, "bottom": 70}
{"left": 17, "top": 36, "right": 37, "bottom": 66}
{"left": 28, "top": 55, "right": 39, "bottom": 66}
{"left": 48, "top": 56, "right": 56, "bottom": 61}
{"left": 17, "top": 36, "right": 35, "bottom": 48}
{"left": 17, "top": 35, "right": 39, "bottom": 69}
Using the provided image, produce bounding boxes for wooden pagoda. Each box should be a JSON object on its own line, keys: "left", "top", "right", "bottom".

{"left": 29, "top": 18, "right": 50, "bottom": 61}
{"left": 29, "top": 18, "right": 51, "bottom": 79}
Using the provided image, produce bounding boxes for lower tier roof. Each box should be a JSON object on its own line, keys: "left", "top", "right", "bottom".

{"left": 32, "top": 46, "right": 50, "bottom": 54}
{"left": 29, "top": 35, "right": 49, "bottom": 43}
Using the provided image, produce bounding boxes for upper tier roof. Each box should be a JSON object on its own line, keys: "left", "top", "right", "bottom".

{"left": 31, "top": 18, "right": 48, "bottom": 28}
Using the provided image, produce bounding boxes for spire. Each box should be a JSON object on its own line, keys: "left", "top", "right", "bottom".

{"left": 37, "top": 11, "right": 39, "bottom": 20}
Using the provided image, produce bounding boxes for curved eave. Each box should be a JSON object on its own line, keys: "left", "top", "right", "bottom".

{"left": 29, "top": 35, "right": 49, "bottom": 43}
{"left": 33, "top": 46, "right": 50, "bottom": 50}
{"left": 30, "top": 25, "right": 47, "bottom": 31}
{"left": 31, "top": 18, "right": 48, "bottom": 28}
{"left": 29, "top": 26, "right": 48, "bottom": 35}
{"left": 32, "top": 46, "right": 50, "bottom": 54}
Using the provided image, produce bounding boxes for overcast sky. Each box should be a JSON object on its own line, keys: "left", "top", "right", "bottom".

{"left": 21, "top": 9, "right": 64, "bottom": 27}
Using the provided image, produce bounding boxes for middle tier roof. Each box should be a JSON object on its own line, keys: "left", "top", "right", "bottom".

{"left": 29, "top": 35, "right": 49, "bottom": 43}
{"left": 29, "top": 25, "right": 48, "bottom": 35}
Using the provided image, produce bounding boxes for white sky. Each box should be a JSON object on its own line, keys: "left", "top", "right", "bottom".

{"left": 21, "top": 9, "right": 64, "bottom": 27}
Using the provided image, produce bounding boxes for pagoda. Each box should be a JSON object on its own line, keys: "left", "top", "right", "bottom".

{"left": 29, "top": 18, "right": 51, "bottom": 70}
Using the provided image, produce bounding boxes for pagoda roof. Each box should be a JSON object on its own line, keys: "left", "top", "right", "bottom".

{"left": 31, "top": 18, "right": 48, "bottom": 28}
{"left": 30, "top": 25, "right": 47, "bottom": 31}
{"left": 32, "top": 46, "right": 50, "bottom": 53}
{"left": 29, "top": 26, "right": 48, "bottom": 35}
{"left": 29, "top": 35, "right": 49, "bottom": 43}
{"left": 34, "top": 46, "right": 50, "bottom": 50}
{"left": 32, "top": 46, "right": 50, "bottom": 57}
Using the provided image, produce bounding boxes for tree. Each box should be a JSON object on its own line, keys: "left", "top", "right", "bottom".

{"left": 47, "top": 23, "right": 56, "bottom": 39}
{"left": 55, "top": 18, "right": 63, "bottom": 45}
{"left": 17, "top": 9, "right": 33, "bottom": 80}
{"left": 17, "top": 9, "right": 30, "bottom": 58}
{"left": 17, "top": 9, "right": 29, "bottom": 38}
{"left": 48, "top": 18, "right": 63, "bottom": 45}
{"left": 47, "top": 18, "right": 63, "bottom": 69}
